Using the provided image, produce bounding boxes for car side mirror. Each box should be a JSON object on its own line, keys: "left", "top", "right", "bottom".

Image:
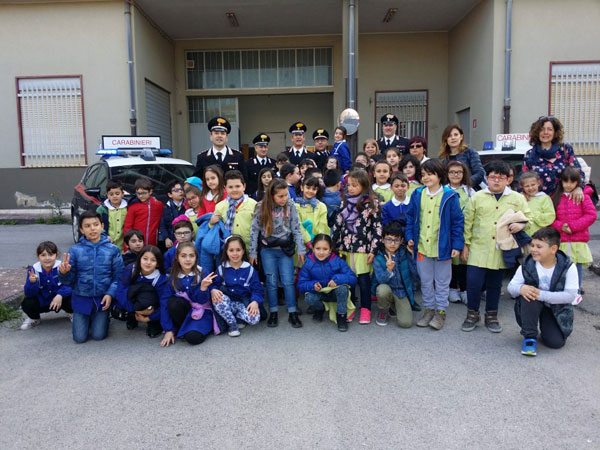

{"left": 85, "top": 187, "right": 102, "bottom": 199}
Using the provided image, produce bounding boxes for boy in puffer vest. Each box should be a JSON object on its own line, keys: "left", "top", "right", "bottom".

{"left": 508, "top": 227, "right": 577, "bottom": 356}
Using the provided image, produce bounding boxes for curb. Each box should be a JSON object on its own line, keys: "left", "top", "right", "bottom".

{"left": 1, "top": 293, "right": 23, "bottom": 310}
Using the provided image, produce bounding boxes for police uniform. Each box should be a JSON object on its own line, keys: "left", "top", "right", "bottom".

{"left": 245, "top": 133, "right": 275, "bottom": 195}
{"left": 377, "top": 113, "right": 410, "bottom": 155}
{"left": 311, "top": 128, "right": 330, "bottom": 169}
{"left": 194, "top": 116, "right": 248, "bottom": 181}
{"left": 284, "top": 122, "right": 319, "bottom": 166}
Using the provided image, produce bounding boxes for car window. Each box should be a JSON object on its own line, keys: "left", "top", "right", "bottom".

{"left": 109, "top": 164, "right": 195, "bottom": 199}
{"left": 83, "top": 164, "right": 101, "bottom": 188}
{"left": 94, "top": 165, "right": 109, "bottom": 196}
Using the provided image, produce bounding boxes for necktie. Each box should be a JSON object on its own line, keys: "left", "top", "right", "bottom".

{"left": 386, "top": 139, "right": 390, "bottom": 146}
{"left": 261, "top": 159, "right": 266, "bottom": 166}
{"left": 216, "top": 152, "right": 222, "bottom": 162}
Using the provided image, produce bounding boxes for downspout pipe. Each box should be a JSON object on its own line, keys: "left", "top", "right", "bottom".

{"left": 125, "top": 1, "right": 137, "bottom": 136}
{"left": 348, "top": 0, "right": 356, "bottom": 109}
{"left": 503, "top": 0, "right": 512, "bottom": 133}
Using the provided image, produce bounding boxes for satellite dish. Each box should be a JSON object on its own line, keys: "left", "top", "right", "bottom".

{"left": 338, "top": 108, "right": 360, "bottom": 135}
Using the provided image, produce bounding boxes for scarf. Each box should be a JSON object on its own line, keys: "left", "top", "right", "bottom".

{"left": 225, "top": 195, "right": 246, "bottom": 231}
{"left": 296, "top": 196, "right": 318, "bottom": 210}
{"left": 340, "top": 194, "right": 364, "bottom": 233}
{"left": 533, "top": 143, "right": 560, "bottom": 161}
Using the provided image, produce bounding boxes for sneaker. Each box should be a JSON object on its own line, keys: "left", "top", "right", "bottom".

{"left": 459, "top": 291, "right": 468, "bottom": 305}
{"left": 337, "top": 313, "right": 348, "bottom": 332}
{"left": 236, "top": 321, "right": 246, "bottom": 329}
{"left": 146, "top": 321, "right": 163, "bottom": 338}
{"left": 375, "top": 309, "right": 389, "bottom": 326}
{"left": 416, "top": 308, "right": 435, "bottom": 327}
{"left": 347, "top": 310, "right": 355, "bottom": 322}
{"left": 67, "top": 313, "right": 73, "bottom": 322}
{"left": 484, "top": 310, "right": 503, "bottom": 333}
{"left": 312, "top": 309, "right": 325, "bottom": 322}
{"left": 359, "top": 308, "right": 371, "bottom": 324}
{"left": 20, "top": 317, "right": 40, "bottom": 330}
{"left": 267, "top": 312, "right": 279, "bottom": 328}
{"left": 461, "top": 309, "right": 481, "bottom": 332}
{"left": 411, "top": 302, "right": 422, "bottom": 312}
{"left": 228, "top": 326, "right": 241, "bottom": 337}
{"left": 572, "top": 295, "right": 583, "bottom": 306}
{"left": 521, "top": 338, "right": 537, "bottom": 356}
{"left": 371, "top": 295, "right": 378, "bottom": 303}
{"left": 448, "top": 288, "right": 461, "bottom": 303}
{"left": 429, "top": 310, "right": 446, "bottom": 330}
{"left": 288, "top": 312, "right": 303, "bottom": 328}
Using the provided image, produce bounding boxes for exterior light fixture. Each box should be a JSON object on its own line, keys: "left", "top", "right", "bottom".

{"left": 383, "top": 8, "right": 398, "bottom": 23}
{"left": 226, "top": 12, "right": 239, "bottom": 27}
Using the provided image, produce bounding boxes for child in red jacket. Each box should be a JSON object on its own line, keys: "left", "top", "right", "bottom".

{"left": 551, "top": 166, "right": 597, "bottom": 297}
{"left": 124, "top": 178, "right": 164, "bottom": 248}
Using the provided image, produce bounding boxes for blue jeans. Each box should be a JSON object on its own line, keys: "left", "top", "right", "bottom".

{"left": 304, "top": 285, "right": 349, "bottom": 315}
{"left": 72, "top": 309, "right": 109, "bottom": 343}
{"left": 260, "top": 247, "right": 296, "bottom": 312}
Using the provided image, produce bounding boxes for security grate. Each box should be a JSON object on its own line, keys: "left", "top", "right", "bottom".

{"left": 375, "top": 91, "right": 428, "bottom": 139}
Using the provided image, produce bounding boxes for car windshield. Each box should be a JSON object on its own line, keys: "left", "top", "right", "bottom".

{"left": 110, "top": 163, "right": 195, "bottom": 200}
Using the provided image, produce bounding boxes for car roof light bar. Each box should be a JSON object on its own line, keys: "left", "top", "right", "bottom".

{"left": 96, "top": 148, "right": 172, "bottom": 158}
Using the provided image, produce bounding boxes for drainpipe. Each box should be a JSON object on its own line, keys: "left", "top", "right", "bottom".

{"left": 503, "top": 0, "right": 512, "bottom": 133}
{"left": 125, "top": 1, "right": 137, "bottom": 136}
{"left": 348, "top": 0, "right": 356, "bottom": 109}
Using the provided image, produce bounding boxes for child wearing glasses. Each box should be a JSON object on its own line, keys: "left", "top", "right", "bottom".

{"left": 406, "top": 159, "right": 464, "bottom": 331}
{"left": 124, "top": 178, "right": 164, "bottom": 248}
{"left": 461, "top": 160, "right": 530, "bottom": 333}
{"left": 159, "top": 180, "right": 187, "bottom": 250}
{"left": 163, "top": 219, "right": 194, "bottom": 271}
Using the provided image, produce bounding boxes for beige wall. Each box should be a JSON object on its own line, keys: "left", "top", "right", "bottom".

{"left": 173, "top": 35, "right": 343, "bottom": 162}
{"left": 510, "top": 0, "right": 600, "bottom": 133}
{"left": 447, "top": 0, "right": 497, "bottom": 151}
{"left": 132, "top": 6, "right": 175, "bottom": 143}
{"left": 0, "top": 1, "right": 130, "bottom": 169}
{"left": 357, "top": 32, "right": 449, "bottom": 152}
{"left": 237, "top": 93, "right": 334, "bottom": 156}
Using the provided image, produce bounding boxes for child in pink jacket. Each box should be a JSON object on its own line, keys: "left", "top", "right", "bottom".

{"left": 551, "top": 167, "right": 597, "bottom": 297}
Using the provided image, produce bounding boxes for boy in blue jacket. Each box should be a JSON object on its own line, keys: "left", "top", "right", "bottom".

{"left": 373, "top": 222, "right": 415, "bottom": 328}
{"left": 297, "top": 234, "right": 357, "bottom": 331}
{"left": 159, "top": 180, "right": 187, "bottom": 251}
{"left": 59, "top": 210, "right": 124, "bottom": 343}
{"left": 21, "top": 241, "right": 73, "bottom": 330}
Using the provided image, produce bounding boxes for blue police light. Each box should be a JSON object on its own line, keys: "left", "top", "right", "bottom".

{"left": 96, "top": 149, "right": 120, "bottom": 156}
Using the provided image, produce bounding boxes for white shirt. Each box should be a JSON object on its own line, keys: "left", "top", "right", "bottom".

{"left": 425, "top": 186, "right": 443, "bottom": 197}
{"left": 391, "top": 196, "right": 410, "bottom": 206}
{"left": 212, "top": 146, "right": 228, "bottom": 160}
{"left": 507, "top": 262, "right": 579, "bottom": 305}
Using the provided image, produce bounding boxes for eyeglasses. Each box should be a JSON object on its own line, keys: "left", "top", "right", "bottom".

{"left": 538, "top": 115, "right": 556, "bottom": 121}
{"left": 409, "top": 144, "right": 423, "bottom": 149}
{"left": 136, "top": 190, "right": 150, "bottom": 196}
{"left": 383, "top": 237, "right": 401, "bottom": 244}
{"left": 174, "top": 231, "right": 192, "bottom": 237}
{"left": 171, "top": 188, "right": 183, "bottom": 193}
{"left": 487, "top": 175, "right": 508, "bottom": 181}
{"left": 448, "top": 170, "right": 464, "bottom": 176}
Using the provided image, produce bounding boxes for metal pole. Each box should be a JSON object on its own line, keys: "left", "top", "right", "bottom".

{"left": 348, "top": 0, "right": 356, "bottom": 109}
{"left": 503, "top": 0, "right": 512, "bottom": 133}
{"left": 125, "top": 1, "right": 137, "bottom": 136}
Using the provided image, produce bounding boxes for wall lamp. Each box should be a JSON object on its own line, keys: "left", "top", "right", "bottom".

{"left": 226, "top": 12, "right": 239, "bottom": 27}
{"left": 382, "top": 8, "right": 398, "bottom": 23}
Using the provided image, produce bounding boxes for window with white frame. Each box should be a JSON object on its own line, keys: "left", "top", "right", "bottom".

{"left": 17, "top": 76, "right": 86, "bottom": 167}
{"left": 375, "top": 91, "right": 428, "bottom": 139}
{"left": 550, "top": 62, "right": 600, "bottom": 155}
{"left": 185, "top": 48, "right": 333, "bottom": 90}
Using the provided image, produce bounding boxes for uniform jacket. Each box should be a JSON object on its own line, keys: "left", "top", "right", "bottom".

{"left": 24, "top": 261, "right": 72, "bottom": 307}
{"left": 525, "top": 192, "right": 555, "bottom": 236}
{"left": 159, "top": 199, "right": 187, "bottom": 243}
{"left": 59, "top": 235, "right": 125, "bottom": 314}
{"left": 245, "top": 156, "right": 275, "bottom": 195}
{"left": 552, "top": 193, "right": 597, "bottom": 243}
{"left": 283, "top": 147, "right": 318, "bottom": 166}
{"left": 213, "top": 261, "right": 264, "bottom": 305}
{"left": 330, "top": 141, "right": 352, "bottom": 172}
{"left": 297, "top": 253, "right": 357, "bottom": 293}
{"left": 332, "top": 196, "right": 382, "bottom": 255}
{"left": 124, "top": 196, "right": 164, "bottom": 247}
{"left": 165, "top": 272, "right": 214, "bottom": 337}
{"left": 381, "top": 196, "right": 410, "bottom": 226}
{"left": 97, "top": 198, "right": 128, "bottom": 252}
{"left": 194, "top": 146, "right": 248, "bottom": 182}
{"left": 405, "top": 186, "right": 465, "bottom": 261}
{"left": 377, "top": 135, "right": 409, "bottom": 155}
{"left": 296, "top": 200, "right": 330, "bottom": 243}
{"left": 115, "top": 264, "right": 169, "bottom": 323}
{"left": 463, "top": 187, "right": 530, "bottom": 270}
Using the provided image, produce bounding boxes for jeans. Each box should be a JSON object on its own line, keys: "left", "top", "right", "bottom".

{"left": 351, "top": 273, "right": 372, "bottom": 310}
{"left": 515, "top": 297, "right": 566, "bottom": 348}
{"left": 21, "top": 296, "right": 73, "bottom": 320}
{"left": 304, "top": 285, "right": 349, "bottom": 315}
{"left": 72, "top": 308, "right": 109, "bottom": 343}
{"left": 260, "top": 248, "right": 296, "bottom": 312}
{"left": 417, "top": 256, "right": 452, "bottom": 311}
{"left": 466, "top": 266, "right": 504, "bottom": 312}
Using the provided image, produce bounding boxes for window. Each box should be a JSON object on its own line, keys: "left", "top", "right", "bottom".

{"left": 188, "top": 97, "right": 238, "bottom": 124}
{"left": 185, "top": 48, "right": 333, "bottom": 90}
{"left": 550, "top": 62, "right": 600, "bottom": 155}
{"left": 17, "top": 76, "right": 86, "bottom": 167}
{"left": 375, "top": 91, "right": 428, "bottom": 139}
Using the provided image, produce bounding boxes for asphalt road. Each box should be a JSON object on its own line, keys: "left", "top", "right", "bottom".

{"left": 1, "top": 224, "right": 599, "bottom": 449}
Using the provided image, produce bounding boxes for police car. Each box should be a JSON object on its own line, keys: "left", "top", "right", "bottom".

{"left": 70, "top": 138, "right": 194, "bottom": 242}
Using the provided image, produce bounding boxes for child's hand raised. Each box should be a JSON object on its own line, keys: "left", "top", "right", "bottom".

{"left": 28, "top": 268, "right": 38, "bottom": 284}
{"left": 201, "top": 272, "right": 217, "bottom": 291}
{"left": 58, "top": 253, "right": 71, "bottom": 274}
{"left": 384, "top": 253, "right": 395, "bottom": 272}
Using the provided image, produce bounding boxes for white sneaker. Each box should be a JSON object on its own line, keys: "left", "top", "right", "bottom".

{"left": 237, "top": 322, "right": 246, "bottom": 329}
{"left": 228, "top": 328, "right": 241, "bottom": 337}
{"left": 459, "top": 291, "right": 468, "bottom": 305}
{"left": 449, "top": 288, "right": 461, "bottom": 303}
{"left": 20, "top": 318, "right": 40, "bottom": 330}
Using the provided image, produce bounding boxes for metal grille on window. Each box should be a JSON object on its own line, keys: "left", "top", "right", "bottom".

{"left": 550, "top": 62, "right": 600, "bottom": 155}
{"left": 375, "top": 91, "right": 428, "bottom": 139}
{"left": 18, "top": 77, "right": 86, "bottom": 167}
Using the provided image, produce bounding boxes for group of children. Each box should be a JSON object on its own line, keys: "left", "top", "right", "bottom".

{"left": 21, "top": 145, "right": 595, "bottom": 357}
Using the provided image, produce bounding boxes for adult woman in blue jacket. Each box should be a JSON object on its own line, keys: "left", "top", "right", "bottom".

{"left": 439, "top": 124, "right": 485, "bottom": 189}
{"left": 297, "top": 234, "right": 357, "bottom": 331}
